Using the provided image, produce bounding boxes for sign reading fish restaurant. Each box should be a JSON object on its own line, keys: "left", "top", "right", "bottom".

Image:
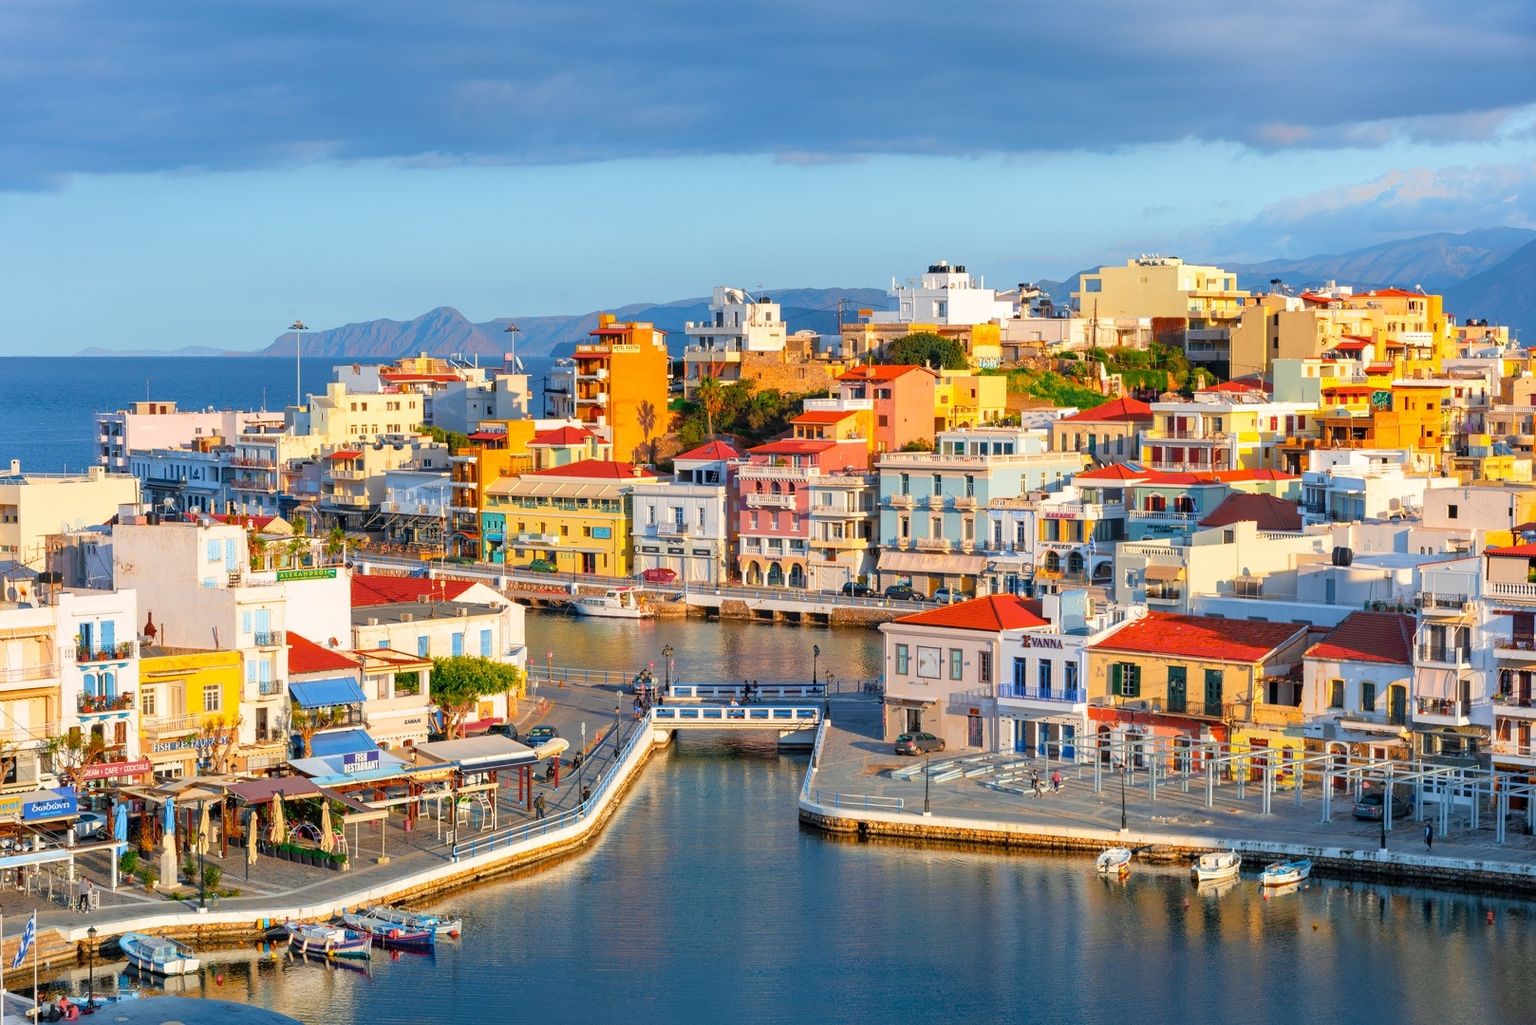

{"left": 342, "top": 750, "right": 380, "bottom": 775}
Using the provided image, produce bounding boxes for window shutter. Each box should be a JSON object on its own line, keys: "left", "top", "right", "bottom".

{"left": 1109, "top": 663, "right": 1123, "bottom": 697}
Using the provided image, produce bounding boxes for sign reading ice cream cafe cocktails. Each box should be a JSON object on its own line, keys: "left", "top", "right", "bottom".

{"left": 276, "top": 567, "right": 338, "bottom": 582}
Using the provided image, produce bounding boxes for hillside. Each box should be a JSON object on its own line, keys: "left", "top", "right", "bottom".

{"left": 1227, "top": 227, "right": 1536, "bottom": 293}
{"left": 1444, "top": 239, "right": 1536, "bottom": 340}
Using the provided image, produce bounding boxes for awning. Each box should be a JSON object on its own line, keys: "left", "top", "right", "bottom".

{"left": 1144, "top": 564, "right": 1185, "bottom": 581}
{"left": 878, "top": 551, "right": 989, "bottom": 575}
{"left": 883, "top": 697, "right": 937, "bottom": 709}
{"left": 411, "top": 735, "right": 537, "bottom": 774}
{"left": 226, "top": 777, "right": 323, "bottom": 805}
{"left": 308, "top": 729, "right": 379, "bottom": 757}
{"left": 289, "top": 678, "right": 367, "bottom": 708}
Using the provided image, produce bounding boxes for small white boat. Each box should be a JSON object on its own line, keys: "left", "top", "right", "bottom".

{"left": 1095, "top": 847, "right": 1133, "bottom": 876}
{"left": 286, "top": 922, "right": 372, "bottom": 959}
{"left": 1260, "top": 858, "right": 1311, "bottom": 887}
{"left": 119, "top": 932, "right": 200, "bottom": 976}
{"left": 361, "top": 905, "right": 462, "bottom": 938}
{"left": 1192, "top": 850, "right": 1241, "bottom": 884}
{"left": 570, "top": 587, "right": 652, "bottom": 619}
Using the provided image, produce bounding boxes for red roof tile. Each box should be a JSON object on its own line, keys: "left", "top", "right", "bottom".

{"left": 1487, "top": 544, "right": 1536, "bottom": 557}
{"left": 531, "top": 459, "right": 649, "bottom": 479}
{"left": 287, "top": 632, "right": 363, "bottom": 675}
{"left": 351, "top": 573, "right": 477, "bottom": 608}
{"left": 1075, "top": 463, "right": 1152, "bottom": 481}
{"left": 208, "top": 514, "right": 283, "bottom": 530}
{"left": 894, "top": 595, "right": 1048, "bottom": 632}
{"left": 792, "top": 410, "right": 859, "bottom": 425}
{"left": 466, "top": 430, "right": 507, "bottom": 441}
{"left": 1200, "top": 379, "right": 1267, "bottom": 394}
{"left": 1306, "top": 611, "right": 1414, "bottom": 666}
{"left": 379, "top": 371, "right": 461, "bottom": 383}
{"left": 1330, "top": 340, "right": 1369, "bottom": 353}
{"left": 1058, "top": 397, "right": 1154, "bottom": 423}
{"left": 1197, "top": 493, "right": 1302, "bottom": 531}
{"left": 1361, "top": 288, "right": 1424, "bottom": 298}
{"left": 1091, "top": 612, "right": 1305, "bottom": 662}
{"left": 837, "top": 364, "right": 935, "bottom": 383}
{"left": 1210, "top": 468, "right": 1298, "bottom": 482}
{"left": 328, "top": 449, "right": 362, "bottom": 460}
{"left": 748, "top": 439, "right": 837, "bottom": 456}
{"left": 675, "top": 440, "right": 742, "bottom": 462}
{"left": 530, "top": 426, "right": 594, "bottom": 446}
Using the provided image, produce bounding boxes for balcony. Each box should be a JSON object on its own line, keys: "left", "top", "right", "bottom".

{"left": 954, "top": 495, "right": 978, "bottom": 510}
{"left": 1145, "top": 430, "right": 1232, "bottom": 443}
{"left": 914, "top": 537, "right": 953, "bottom": 553}
{"left": 1490, "top": 740, "right": 1536, "bottom": 768}
{"left": 1486, "top": 581, "right": 1536, "bottom": 606}
{"left": 815, "top": 536, "right": 868, "bottom": 551}
{"left": 230, "top": 456, "right": 276, "bottom": 469}
{"left": 997, "top": 684, "right": 1087, "bottom": 708}
{"left": 256, "top": 679, "right": 286, "bottom": 699}
{"left": 253, "top": 630, "right": 285, "bottom": 647}
{"left": 1127, "top": 509, "right": 1195, "bottom": 523}
{"left": 330, "top": 468, "right": 366, "bottom": 481}
{"left": 1419, "top": 592, "right": 1472, "bottom": 616}
{"left": 744, "top": 492, "right": 797, "bottom": 510}
{"left": 1495, "top": 637, "right": 1536, "bottom": 662}
{"left": 1145, "top": 585, "right": 1184, "bottom": 604}
{"left": 74, "top": 642, "right": 136, "bottom": 664}
{"left": 887, "top": 494, "right": 916, "bottom": 509}
{"left": 1417, "top": 644, "right": 1470, "bottom": 666}
{"left": 1413, "top": 697, "right": 1471, "bottom": 726}
{"left": 77, "top": 691, "right": 135, "bottom": 716}
{"left": 142, "top": 713, "right": 204, "bottom": 737}
{"left": 515, "top": 533, "right": 560, "bottom": 546}
{"left": 229, "top": 477, "right": 277, "bottom": 493}
{"left": 1493, "top": 693, "right": 1536, "bottom": 719}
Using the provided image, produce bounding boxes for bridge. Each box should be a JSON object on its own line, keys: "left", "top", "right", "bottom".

{"left": 651, "top": 703, "right": 822, "bottom": 747}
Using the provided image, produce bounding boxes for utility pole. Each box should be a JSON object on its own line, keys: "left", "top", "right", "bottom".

{"left": 290, "top": 320, "right": 307, "bottom": 410}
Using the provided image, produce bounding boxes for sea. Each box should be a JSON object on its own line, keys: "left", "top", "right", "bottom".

{"left": 0, "top": 356, "right": 558, "bottom": 473}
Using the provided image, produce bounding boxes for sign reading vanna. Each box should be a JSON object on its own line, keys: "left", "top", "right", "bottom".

{"left": 23, "top": 790, "right": 78, "bottom": 822}
{"left": 341, "top": 750, "right": 381, "bottom": 775}
{"left": 277, "top": 567, "right": 338, "bottom": 582}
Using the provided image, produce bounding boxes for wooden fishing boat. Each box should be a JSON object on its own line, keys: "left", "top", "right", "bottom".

{"left": 361, "top": 905, "right": 462, "bottom": 938}
{"left": 1260, "top": 858, "right": 1311, "bottom": 887}
{"left": 286, "top": 923, "right": 372, "bottom": 960}
{"left": 119, "top": 932, "right": 200, "bottom": 976}
{"left": 1191, "top": 850, "right": 1241, "bottom": 883}
{"left": 341, "top": 911, "right": 436, "bottom": 950}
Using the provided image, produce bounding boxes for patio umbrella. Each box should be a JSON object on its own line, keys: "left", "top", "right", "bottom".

{"left": 245, "top": 811, "right": 258, "bottom": 866}
{"left": 270, "top": 797, "right": 287, "bottom": 845}
{"left": 162, "top": 796, "right": 176, "bottom": 840}
{"left": 196, "top": 803, "right": 211, "bottom": 855}
{"left": 319, "top": 800, "right": 335, "bottom": 854}
{"left": 112, "top": 802, "right": 128, "bottom": 843}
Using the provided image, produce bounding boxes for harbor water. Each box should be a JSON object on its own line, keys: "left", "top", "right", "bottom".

{"left": 55, "top": 620, "right": 1536, "bottom": 1025}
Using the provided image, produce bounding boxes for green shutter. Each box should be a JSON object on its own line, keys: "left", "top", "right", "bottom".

{"left": 1109, "top": 662, "right": 1123, "bottom": 697}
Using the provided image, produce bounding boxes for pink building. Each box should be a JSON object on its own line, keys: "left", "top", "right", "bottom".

{"left": 835, "top": 365, "right": 939, "bottom": 454}
{"left": 734, "top": 438, "right": 868, "bottom": 587}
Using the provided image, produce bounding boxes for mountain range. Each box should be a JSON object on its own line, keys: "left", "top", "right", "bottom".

{"left": 72, "top": 228, "right": 1536, "bottom": 357}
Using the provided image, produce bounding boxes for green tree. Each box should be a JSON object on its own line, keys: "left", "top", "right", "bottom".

{"left": 636, "top": 399, "right": 658, "bottom": 464}
{"left": 879, "top": 332, "right": 970, "bottom": 370}
{"left": 324, "top": 524, "right": 346, "bottom": 559}
{"left": 419, "top": 424, "right": 471, "bottom": 451}
{"left": 695, "top": 377, "right": 723, "bottom": 439}
{"left": 431, "top": 656, "right": 526, "bottom": 739}
{"left": 289, "top": 707, "right": 340, "bottom": 758}
{"left": 899, "top": 438, "right": 935, "bottom": 452}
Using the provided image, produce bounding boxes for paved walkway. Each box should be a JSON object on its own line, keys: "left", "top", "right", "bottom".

{"left": 811, "top": 697, "right": 1536, "bottom": 866}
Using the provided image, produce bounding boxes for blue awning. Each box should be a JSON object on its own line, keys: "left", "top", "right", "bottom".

{"left": 307, "top": 729, "right": 378, "bottom": 758}
{"left": 289, "top": 678, "right": 366, "bottom": 709}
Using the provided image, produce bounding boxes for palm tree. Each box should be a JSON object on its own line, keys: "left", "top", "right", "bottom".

{"left": 696, "top": 377, "right": 723, "bottom": 440}
{"left": 324, "top": 524, "right": 346, "bottom": 560}
{"left": 636, "top": 399, "right": 658, "bottom": 465}
{"left": 290, "top": 708, "right": 341, "bottom": 758}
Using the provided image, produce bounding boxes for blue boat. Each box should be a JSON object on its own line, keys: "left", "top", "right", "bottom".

{"left": 1260, "top": 858, "right": 1311, "bottom": 887}
{"left": 341, "top": 911, "right": 435, "bottom": 950}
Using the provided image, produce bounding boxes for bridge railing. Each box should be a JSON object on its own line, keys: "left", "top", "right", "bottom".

{"left": 653, "top": 705, "right": 821, "bottom": 725}
{"left": 810, "top": 791, "right": 905, "bottom": 811}
{"left": 667, "top": 683, "right": 824, "bottom": 701}
{"left": 527, "top": 664, "right": 637, "bottom": 688}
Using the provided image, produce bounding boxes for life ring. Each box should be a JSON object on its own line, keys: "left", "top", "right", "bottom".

{"left": 388, "top": 928, "right": 402, "bottom": 939}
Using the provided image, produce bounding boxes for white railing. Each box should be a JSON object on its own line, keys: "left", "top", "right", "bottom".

{"left": 652, "top": 705, "right": 821, "bottom": 727}
{"left": 809, "top": 791, "right": 905, "bottom": 811}
{"left": 668, "top": 683, "right": 824, "bottom": 701}
{"left": 1487, "top": 581, "right": 1536, "bottom": 603}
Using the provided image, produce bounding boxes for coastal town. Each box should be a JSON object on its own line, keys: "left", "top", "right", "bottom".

{"left": 2, "top": 253, "right": 1536, "bottom": 1009}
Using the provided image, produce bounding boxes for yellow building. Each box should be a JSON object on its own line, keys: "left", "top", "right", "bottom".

{"left": 138, "top": 648, "right": 244, "bottom": 781}
{"left": 935, "top": 370, "right": 1008, "bottom": 429}
{"left": 1142, "top": 395, "right": 1319, "bottom": 472}
{"left": 1074, "top": 256, "right": 1248, "bottom": 322}
{"left": 554, "top": 314, "right": 671, "bottom": 466}
{"left": 0, "top": 465, "right": 139, "bottom": 571}
{"left": 837, "top": 321, "right": 1002, "bottom": 368}
{"left": 484, "top": 459, "right": 659, "bottom": 576}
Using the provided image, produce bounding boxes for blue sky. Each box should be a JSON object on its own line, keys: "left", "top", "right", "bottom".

{"left": 2, "top": 0, "right": 1535, "bottom": 354}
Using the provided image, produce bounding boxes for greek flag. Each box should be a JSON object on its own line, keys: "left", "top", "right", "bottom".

{"left": 10, "top": 913, "right": 33, "bottom": 969}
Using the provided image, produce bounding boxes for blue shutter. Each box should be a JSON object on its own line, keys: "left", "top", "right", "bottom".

{"left": 254, "top": 608, "right": 271, "bottom": 635}
{"left": 452, "top": 633, "right": 464, "bottom": 657}
{"left": 417, "top": 636, "right": 429, "bottom": 658}
{"left": 480, "top": 629, "right": 492, "bottom": 658}
{"left": 241, "top": 611, "right": 252, "bottom": 635}
{"left": 206, "top": 540, "right": 220, "bottom": 561}
{"left": 99, "top": 621, "right": 115, "bottom": 651}
{"left": 225, "top": 539, "right": 238, "bottom": 571}
{"left": 78, "top": 623, "right": 93, "bottom": 653}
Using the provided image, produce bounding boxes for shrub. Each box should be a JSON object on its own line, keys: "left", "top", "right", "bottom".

{"left": 119, "top": 850, "right": 139, "bottom": 875}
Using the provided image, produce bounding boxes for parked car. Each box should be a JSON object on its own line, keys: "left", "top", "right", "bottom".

{"left": 894, "top": 732, "right": 945, "bottom": 756}
{"left": 931, "top": 588, "right": 964, "bottom": 604}
{"left": 1352, "top": 790, "right": 1412, "bottom": 821}
{"left": 839, "top": 581, "right": 872, "bottom": 598}
{"left": 487, "top": 721, "right": 521, "bottom": 742}
{"left": 72, "top": 812, "right": 108, "bottom": 840}
{"left": 883, "top": 584, "right": 920, "bottom": 601}
{"left": 528, "top": 558, "right": 559, "bottom": 573}
{"left": 641, "top": 567, "right": 678, "bottom": 585}
{"left": 523, "top": 725, "right": 560, "bottom": 748}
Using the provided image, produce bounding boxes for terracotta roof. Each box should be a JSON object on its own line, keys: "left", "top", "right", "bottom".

{"left": 1210, "top": 468, "right": 1297, "bottom": 482}
{"left": 208, "top": 513, "right": 282, "bottom": 530}
{"left": 1091, "top": 612, "right": 1305, "bottom": 662}
{"left": 351, "top": 573, "right": 477, "bottom": 608}
{"left": 1486, "top": 544, "right": 1536, "bottom": 557}
{"left": 749, "top": 439, "right": 837, "bottom": 456}
{"left": 837, "top": 364, "right": 935, "bottom": 383}
{"left": 1365, "top": 362, "right": 1395, "bottom": 373}
{"left": 1197, "top": 493, "right": 1302, "bottom": 531}
{"left": 1330, "top": 340, "right": 1370, "bottom": 353}
{"left": 379, "top": 371, "right": 460, "bottom": 383}
{"left": 1057, "top": 397, "right": 1154, "bottom": 423}
{"left": 466, "top": 430, "right": 506, "bottom": 441}
{"left": 894, "top": 595, "right": 1048, "bottom": 632}
{"left": 1306, "top": 612, "right": 1415, "bottom": 666}
{"left": 792, "top": 410, "right": 859, "bottom": 425}
{"left": 1361, "top": 288, "right": 1424, "bottom": 298}
{"left": 328, "top": 449, "right": 362, "bottom": 460}
{"left": 530, "top": 426, "right": 594, "bottom": 446}
{"left": 675, "top": 440, "right": 742, "bottom": 462}
{"left": 287, "top": 632, "right": 363, "bottom": 675}
{"left": 530, "top": 459, "right": 649, "bottom": 479}
{"left": 1075, "top": 463, "right": 1152, "bottom": 481}
{"left": 1200, "top": 379, "right": 1267, "bottom": 394}
{"left": 1299, "top": 292, "right": 1340, "bottom": 305}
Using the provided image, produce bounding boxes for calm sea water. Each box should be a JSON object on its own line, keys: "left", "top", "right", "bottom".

{"left": 0, "top": 356, "right": 558, "bottom": 473}
{"left": 51, "top": 621, "right": 1536, "bottom": 1025}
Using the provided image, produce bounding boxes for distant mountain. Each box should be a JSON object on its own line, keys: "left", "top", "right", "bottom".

{"left": 74, "top": 344, "right": 234, "bottom": 357}
{"left": 1444, "top": 239, "right": 1536, "bottom": 341}
{"left": 1227, "top": 228, "right": 1536, "bottom": 293}
{"left": 253, "top": 287, "right": 894, "bottom": 362}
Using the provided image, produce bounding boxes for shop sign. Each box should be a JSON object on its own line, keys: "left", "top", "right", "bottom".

{"left": 82, "top": 758, "right": 152, "bottom": 781}
{"left": 23, "top": 790, "right": 78, "bottom": 822}
{"left": 1044, "top": 511, "right": 1079, "bottom": 520}
{"left": 1025, "top": 636, "right": 1065, "bottom": 649}
{"left": 277, "top": 567, "right": 338, "bottom": 582}
{"left": 342, "top": 750, "right": 380, "bottom": 775}
{"left": 152, "top": 736, "right": 216, "bottom": 754}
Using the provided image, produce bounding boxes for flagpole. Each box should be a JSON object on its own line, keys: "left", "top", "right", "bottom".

{"left": 1, "top": 912, "right": 7, "bottom": 1021}
{"left": 31, "top": 914, "right": 37, "bottom": 1021}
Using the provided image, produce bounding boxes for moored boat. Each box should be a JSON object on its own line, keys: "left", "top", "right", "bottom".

{"left": 286, "top": 923, "right": 372, "bottom": 960}
{"left": 119, "top": 932, "right": 200, "bottom": 976}
{"left": 361, "top": 905, "right": 462, "bottom": 938}
{"left": 1095, "top": 847, "right": 1133, "bottom": 876}
{"left": 570, "top": 587, "right": 652, "bottom": 619}
{"left": 1192, "top": 850, "right": 1242, "bottom": 884}
{"left": 1260, "top": 858, "right": 1312, "bottom": 887}
{"left": 341, "top": 911, "right": 436, "bottom": 950}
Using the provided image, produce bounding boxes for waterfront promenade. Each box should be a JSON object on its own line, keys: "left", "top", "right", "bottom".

{"left": 801, "top": 697, "right": 1536, "bottom": 890}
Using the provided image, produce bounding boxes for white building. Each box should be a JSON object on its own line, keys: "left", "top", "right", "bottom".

{"left": 95, "top": 402, "right": 285, "bottom": 474}
{"left": 0, "top": 463, "right": 140, "bottom": 572}
{"left": 871, "top": 261, "right": 1016, "bottom": 326}
{"left": 631, "top": 441, "right": 738, "bottom": 586}
{"left": 1413, "top": 556, "right": 1499, "bottom": 762}
{"left": 1301, "top": 610, "right": 1414, "bottom": 760}
{"left": 53, "top": 588, "right": 142, "bottom": 771}
{"left": 1300, "top": 450, "right": 1455, "bottom": 526}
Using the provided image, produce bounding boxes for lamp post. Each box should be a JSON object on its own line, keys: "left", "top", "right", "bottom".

{"left": 1115, "top": 757, "right": 1128, "bottom": 833}
{"left": 579, "top": 722, "right": 587, "bottom": 805}
{"left": 289, "top": 320, "right": 307, "bottom": 409}
{"left": 86, "top": 925, "right": 97, "bottom": 1010}
{"left": 198, "top": 799, "right": 207, "bottom": 909}
{"left": 924, "top": 755, "right": 931, "bottom": 816}
{"left": 812, "top": 644, "right": 820, "bottom": 689}
{"left": 662, "top": 644, "right": 674, "bottom": 695}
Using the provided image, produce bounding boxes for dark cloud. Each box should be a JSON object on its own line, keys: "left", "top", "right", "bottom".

{"left": 3, "top": 0, "right": 1534, "bottom": 188}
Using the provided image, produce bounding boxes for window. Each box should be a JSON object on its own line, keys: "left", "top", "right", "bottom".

{"left": 452, "top": 633, "right": 464, "bottom": 657}
{"left": 917, "top": 646, "right": 941, "bottom": 679}
{"left": 1038, "top": 660, "right": 1053, "bottom": 695}
{"left": 1065, "top": 662, "right": 1079, "bottom": 694}
{"left": 895, "top": 644, "right": 910, "bottom": 675}
{"left": 202, "top": 684, "right": 221, "bottom": 713}
{"left": 1167, "top": 665, "right": 1187, "bottom": 713}
{"left": 1204, "top": 669, "right": 1224, "bottom": 716}
{"left": 1109, "top": 662, "right": 1141, "bottom": 698}
{"left": 899, "top": 473, "right": 910, "bottom": 496}
{"left": 1329, "top": 678, "right": 1345, "bottom": 708}
{"left": 1361, "top": 682, "right": 1377, "bottom": 713}
{"left": 480, "top": 628, "right": 493, "bottom": 658}
{"left": 417, "top": 636, "right": 430, "bottom": 658}
{"left": 1012, "top": 657, "right": 1026, "bottom": 689}
{"left": 978, "top": 651, "right": 992, "bottom": 685}
{"left": 949, "top": 649, "right": 964, "bottom": 681}
{"left": 141, "top": 689, "right": 156, "bottom": 717}
{"left": 932, "top": 474, "right": 943, "bottom": 496}
{"left": 1447, "top": 504, "right": 1458, "bottom": 519}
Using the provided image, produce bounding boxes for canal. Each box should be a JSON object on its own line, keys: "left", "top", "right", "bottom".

{"left": 68, "top": 620, "right": 1536, "bottom": 1024}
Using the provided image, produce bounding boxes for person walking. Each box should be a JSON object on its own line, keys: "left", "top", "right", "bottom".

{"left": 1050, "top": 769, "right": 1063, "bottom": 793}
{"left": 76, "top": 875, "right": 91, "bottom": 913}
{"left": 1425, "top": 821, "right": 1433, "bottom": 852}
{"left": 1030, "top": 770, "right": 1043, "bottom": 798}
{"left": 533, "top": 794, "right": 547, "bottom": 820}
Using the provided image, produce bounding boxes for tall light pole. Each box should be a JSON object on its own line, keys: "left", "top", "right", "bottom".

{"left": 1115, "top": 757, "right": 1128, "bottom": 833}
{"left": 662, "top": 644, "right": 674, "bottom": 695}
{"left": 504, "top": 323, "right": 520, "bottom": 365}
{"left": 290, "top": 319, "right": 307, "bottom": 410}
{"left": 579, "top": 721, "right": 587, "bottom": 805}
{"left": 812, "top": 644, "right": 820, "bottom": 689}
{"left": 86, "top": 925, "right": 97, "bottom": 1010}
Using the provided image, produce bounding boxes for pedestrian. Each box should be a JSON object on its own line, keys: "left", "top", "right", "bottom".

{"left": 581, "top": 786, "right": 592, "bottom": 803}
{"left": 1051, "top": 769, "right": 1062, "bottom": 793}
{"left": 533, "top": 794, "right": 547, "bottom": 820}
{"left": 1425, "top": 821, "right": 1433, "bottom": 851}
{"left": 1030, "top": 770, "right": 1043, "bottom": 798}
{"left": 76, "top": 875, "right": 90, "bottom": 912}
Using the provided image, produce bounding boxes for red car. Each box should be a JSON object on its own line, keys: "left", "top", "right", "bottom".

{"left": 641, "top": 567, "right": 678, "bottom": 584}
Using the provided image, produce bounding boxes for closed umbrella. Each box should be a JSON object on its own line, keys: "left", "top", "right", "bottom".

{"left": 319, "top": 800, "right": 335, "bottom": 854}
{"left": 162, "top": 796, "right": 176, "bottom": 841}
{"left": 196, "top": 802, "right": 211, "bottom": 856}
{"left": 112, "top": 802, "right": 128, "bottom": 843}
{"left": 246, "top": 811, "right": 258, "bottom": 866}
{"left": 270, "top": 797, "right": 286, "bottom": 844}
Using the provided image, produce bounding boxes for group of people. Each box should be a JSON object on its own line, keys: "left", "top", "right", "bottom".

{"left": 1029, "top": 769, "right": 1064, "bottom": 798}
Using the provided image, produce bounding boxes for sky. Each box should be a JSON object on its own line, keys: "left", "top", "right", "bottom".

{"left": 2, "top": 0, "right": 1536, "bottom": 354}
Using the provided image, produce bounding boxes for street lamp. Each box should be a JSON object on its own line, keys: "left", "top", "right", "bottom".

{"left": 662, "top": 644, "right": 674, "bottom": 694}
{"left": 924, "top": 755, "right": 931, "bottom": 816}
{"left": 812, "top": 644, "right": 820, "bottom": 689}
{"left": 1115, "top": 757, "right": 1129, "bottom": 833}
{"left": 197, "top": 798, "right": 207, "bottom": 909}
{"left": 289, "top": 320, "right": 307, "bottom": 410}
{"left": 86, "top": 925, "right": 97, "bottom": 1010}
{"left": 579, "top": 722, "right": 587, "bottom": 805}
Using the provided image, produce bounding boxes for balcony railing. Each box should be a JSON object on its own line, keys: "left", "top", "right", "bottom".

{"left": 1490, "top": 740, "right": 1536, "bottom": 762}
{"left": 744, "top": 492, "right": 797, "bottom": 509}
{"left": 997, "top": 684, "right": 1086, "bottom": 704}
{"left": 1419, "top": 593, "right": 1471, "bottom": 613}
{"left": 256, "top": 679, "right": 285, "bottom": 698}
{"left": 253, "top": 630, "right": 285, "bottom": 647}
{"left": 77, "top": 691, "right": 135, "bottom": 715}
{"left": 914, "top": 537, "right": 953, "bottom": 553}
{"left": 1417, "top": 644, "right": 1470, "bottom": 665}
{"left": 1487, "top": 581, "right": 1536, "bottom": 604}
{"left": 1146, "top": 430, "right": 1231, "bottom": 442}
{"left": 1127, "top": 509, "right": 1195, "bottom": 522}
{"left": 1415, "top": 697, "right": 1468, "bottom": 718}
{"left": 74, "top": 642, "right": 136, "bottom": 664}
{"left": 142, "top": 713, "right": 204, "bottom": 736}
{"left": 887, "top": 494, "right": 916, "bottom": 508}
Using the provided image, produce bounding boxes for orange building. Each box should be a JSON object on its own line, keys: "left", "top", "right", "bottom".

{"left": 559, "top": 314, "right": 671, "bottom": 465}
